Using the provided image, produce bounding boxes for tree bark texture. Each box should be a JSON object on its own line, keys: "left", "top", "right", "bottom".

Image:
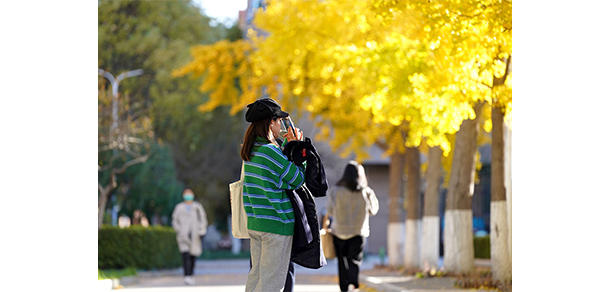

{"left": 443, "top": 101, "right": 483, "bottom": 273}
{"left": 98, "top": 175, "right": 116, "bottom": 230}
{"left": 387, "top": 152, "right": 405, "bottom": 266}
{"left": 98, "top": 188, "right": 110, "bottom": 230}
{"left": 421, "top": 146, "right": 442, "bottom": 269}
{"left": 504, "top": 123, "right": 512, "bottom": 261}
{"left": 491, "top": 105, "right": 511, "bottom": 280}
{"left": 404, "top": 147, "right": 421, "bottom": 269}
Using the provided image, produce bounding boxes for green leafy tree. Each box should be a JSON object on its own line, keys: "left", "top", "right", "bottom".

{"left": 118, "top": 142, "right": 185, "bottom": 224}
{"left": 98, "top": 0, "right": 243, "bottom": 230}
{"left": 98, "top": 0, "right": 223, "bottom": 107}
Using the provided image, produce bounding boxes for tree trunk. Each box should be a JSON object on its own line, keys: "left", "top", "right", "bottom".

{"left": 421, "top": 146, "right": 442, "bottom": 270}
{"left": 504, "top": 122, "right": 512, "bottom": 262}
{"left": 404, "top": 147, "right": 421, "bottom": 269}
{"left": 98, "top": 187, "right": 110, "bottom": 229}
{"left": 98, "top": 171, "right": 117, "bottom": 230}
{"left": 443, "top": 102, "right": 483, "bottom": 273}
{"left": 387, "top": 152, "right": 405, "bottom": 266}
{"left": 491, "top": 105, "right": 511, "bottom": 280}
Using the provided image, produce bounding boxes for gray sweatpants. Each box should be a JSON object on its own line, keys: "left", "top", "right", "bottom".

{"left": 245, "top": 230, "right": 293, "bottom": 292}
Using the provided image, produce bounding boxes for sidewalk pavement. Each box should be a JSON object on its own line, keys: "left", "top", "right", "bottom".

{"left": 110, "top": 256, "right": 496, "bottom": 292}
{"left": 359, "top": 258, "right": 495, "bottom": 292}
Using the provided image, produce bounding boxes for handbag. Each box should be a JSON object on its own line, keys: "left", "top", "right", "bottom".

{"left": 320, "top": 213, "right": 336, "bottom": 259}
{"left": 229, "top": 162, "right": 249, "bottom": 239}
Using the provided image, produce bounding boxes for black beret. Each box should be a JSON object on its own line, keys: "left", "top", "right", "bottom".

{"left": 245, "top": 98, "right": 289, "bottom": 122}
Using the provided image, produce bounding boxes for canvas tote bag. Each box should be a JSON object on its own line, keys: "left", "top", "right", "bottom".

{"left": 229, "top": 162, "right": 249, "bottom": 238}
{"left": 320, "top": 213, "right": 336, "bottom": 259}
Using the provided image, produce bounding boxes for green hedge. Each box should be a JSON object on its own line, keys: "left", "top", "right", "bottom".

{"left": 474, "top": 236, "right": 491, "bottom": 259}
{"left": 98, "top": 225, "right": 181, "bottom": 270}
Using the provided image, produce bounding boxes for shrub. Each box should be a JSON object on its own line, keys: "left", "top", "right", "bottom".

{"left": 474, "top": 236, "right": 491, "bottom": 259}
{"left": 98, "top": 225, "right": 181, "bottom": 270}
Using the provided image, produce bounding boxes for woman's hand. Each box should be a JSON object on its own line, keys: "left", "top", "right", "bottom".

{"left": 284, "top": 127, "right": 303, "bottom": 142}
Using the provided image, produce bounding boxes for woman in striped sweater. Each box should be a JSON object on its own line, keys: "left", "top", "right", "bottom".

{"left": 241, "top": 98, "right": 305, "bottom": 292}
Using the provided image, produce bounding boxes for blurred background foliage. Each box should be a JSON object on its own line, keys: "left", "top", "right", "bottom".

{"left": 98, "top": 0, "right": 244, "bottom": 232}
{"left": 118, "top": 142, "right": 184, "bottom": 224}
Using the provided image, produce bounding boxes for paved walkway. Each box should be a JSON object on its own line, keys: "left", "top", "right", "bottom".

{"left": 114, "top": 257, "right": 377, "bottom": 292}
{"left": 117, "top": 275, "right": 342, "bottom": 292}
{"left": 107, "top": 257, "right": 497, "bottom": 292}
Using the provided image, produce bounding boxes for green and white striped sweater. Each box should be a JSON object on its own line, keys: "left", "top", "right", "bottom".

{"left": 242, "top": 137, "right": 305, "bottom": 236}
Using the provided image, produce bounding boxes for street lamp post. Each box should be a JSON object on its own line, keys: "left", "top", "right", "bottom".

{"left": 98, "top": 68, "right": 144, "bottom": 142}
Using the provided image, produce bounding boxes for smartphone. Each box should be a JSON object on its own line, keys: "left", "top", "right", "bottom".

{"left": 280, "top": 117, "right": 297, "bottom": 138}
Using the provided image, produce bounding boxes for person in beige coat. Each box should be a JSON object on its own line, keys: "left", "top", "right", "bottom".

{"left": 172, "top": 188, "right": 208, "bottom": 285}
{"left": 326, "top": 161, "right": 379, "bottom": 292}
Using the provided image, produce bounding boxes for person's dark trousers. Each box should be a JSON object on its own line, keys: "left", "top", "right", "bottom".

{"left": 332, "top": 235, "right": 364, "bottom": 292}
{"left": 182, "top": 252, "right": 196, "bottom": 276}
{"left": 250, "top": 257, "right": 295, "bottom": 291}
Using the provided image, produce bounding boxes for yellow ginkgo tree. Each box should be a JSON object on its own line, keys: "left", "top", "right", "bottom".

{"left": 373, "top": 0, "right": 512, "bottom": 276}
{"left": 173, "top": 0, "right": 511, "bottom": 275}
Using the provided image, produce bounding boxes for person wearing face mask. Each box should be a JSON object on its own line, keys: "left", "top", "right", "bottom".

{"left": 241, "top": 97, "right": 304, "bottom": 292}
{"left": 172, "top": 188, "right": 208, "bottom": 285}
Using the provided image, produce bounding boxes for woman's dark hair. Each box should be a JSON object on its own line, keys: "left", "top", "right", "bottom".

{"left": 336, "top": 161, "right": 367, "bottom": 192}
{"left": 241, "top": 117, "right": 275, "bottom": 161}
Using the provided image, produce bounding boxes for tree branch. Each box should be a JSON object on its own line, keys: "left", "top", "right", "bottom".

{"left": 123, "top": 145, "right": 138, "bottom": 158}
{"left": 126, "top": 136, "right": 144, "bottom": 144}
{"left": 493, "top": 54, "right": 511, "bottom": 87}
{"left": 98, "top": 145, "right": 114, "bottom": 153}
{"left": 123, "top": 138, "right": 147, "bottom": 158}
{"left": 478, "top": 81, "right": 493, "bottom": 90}
{"left": 110, "top": 152, "right": 152, "bottom": 176}
{"left": 375, "top": 140, "right": 388, "bottom": 151}
{"left": 98, "top": 153, "right": 124, "bottom": 172}
{"left": 98, "top": 182, "right": 106, "bottom": 195}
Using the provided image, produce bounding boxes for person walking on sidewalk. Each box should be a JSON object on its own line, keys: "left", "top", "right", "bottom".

{"left": 241, "top": 98, "right": 305, "bottom": 292}
{"left": 326, "top": 161, "right": 379, "bottom": 292}
{"left": 171, "top": 188, "right": 208, "bottom": 286}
